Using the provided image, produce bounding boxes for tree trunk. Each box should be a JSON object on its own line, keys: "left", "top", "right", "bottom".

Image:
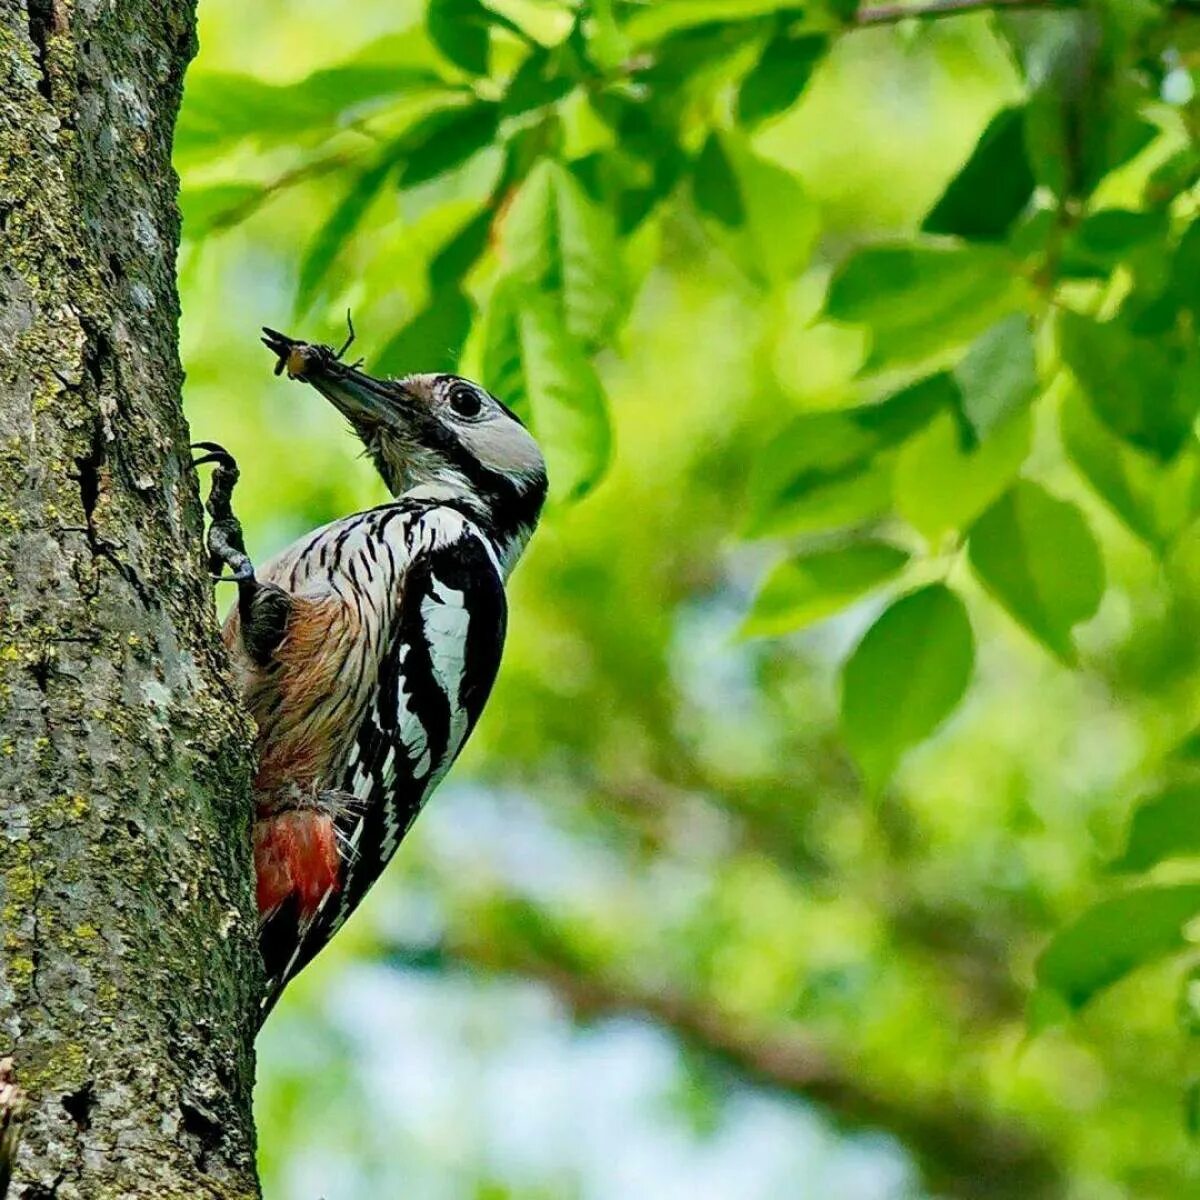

{"left": 0, "top": 1, "right": 261, "bottom": 1196}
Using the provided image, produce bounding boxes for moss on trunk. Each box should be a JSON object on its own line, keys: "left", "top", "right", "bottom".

{"left": 0, "top": 1, "right": 261, "bottom": 1194}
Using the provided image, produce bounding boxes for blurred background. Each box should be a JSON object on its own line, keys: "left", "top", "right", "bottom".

{"left": 177, "top": 2, "right": 1200, "bottom": 1197}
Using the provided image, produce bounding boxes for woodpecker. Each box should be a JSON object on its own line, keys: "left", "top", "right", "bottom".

{"left": 193, "top": 324, "right": 547, "bottom": 1015}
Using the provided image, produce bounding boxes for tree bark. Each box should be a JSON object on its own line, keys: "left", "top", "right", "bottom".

{"left": 0, "top": 2, "right": 261, "bottom": 1197}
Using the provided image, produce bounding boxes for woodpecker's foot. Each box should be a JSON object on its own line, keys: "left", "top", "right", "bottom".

{"left": 192, "top": 441, "right": 255, "bottom": 584}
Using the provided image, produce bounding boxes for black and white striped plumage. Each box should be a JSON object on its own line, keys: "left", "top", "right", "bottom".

{"left": 211, "top": 330, "right": 546, "bottom": 1015}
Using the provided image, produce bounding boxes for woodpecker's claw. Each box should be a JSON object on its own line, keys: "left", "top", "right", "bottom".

{"left": 191, "top": 441, "right": 238, "bottom": 471}
{"left": 192, "top": 441, "right": 255, "bottom": 585}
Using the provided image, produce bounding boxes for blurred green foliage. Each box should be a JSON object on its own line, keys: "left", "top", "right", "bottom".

{"left": 178, "top": 1, "right": 1200, "bottom": 1196}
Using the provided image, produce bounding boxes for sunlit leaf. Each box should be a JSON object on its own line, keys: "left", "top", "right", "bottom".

{"left": 482, "top": 280, "right": 611, "bottom": 501}
{"left": 485, "top": 0, "right": 576, "bottom": 47}
{"left": 953, "top": 314, "right": 1037, "bottom": 440}
{"left": 744, "top": 374, "right": 953, "bottom": 538}
{"left": 736, "top": 33, "right": 826, "bottom": 126}
{"left": 176, "top": 62, "right": 447, "bottom": 158}
{"left": 692, "top": 131, "right": 816, "bottom": 284}
{"left": 968, "top": 481, "right": 1104, "bottom": 664}
{"left": 896, "top": 409, "right": 1031, "bottom": 542}
{"left": 1116, "top": 784, "right": 1200, "bottom": 872}
{"left": 742, "top": 541, "right": 909, "bottom": 638}
{"left": 824, "top": 243, "right": 1027, "bottom": 369}
{"left": 296, "top": 155, "right": 397, "bottom": 314}
{"left": 1059, "top": 310, "right": 1199, "bottom": 462}
{"left": 1061, "top": 391, "right": 1200, "bottom": 552}
{"left": 922, "top": 106, "right": 1034, "bottom": 242}
{"left": 499, "top": 159, "right": 626, "bottom": 348}
{"left": 841, "top": 584, "right": 974, "bottom": 790}
{"left": 374, "top": 288, "right": 474, "bottom": 377}
{"left": 430, "top": 207, "right": 495, "bottom": 289}
{"left": 622, "top": 0, "right": 806, "bottom": 46}
{"left": 1036, "top": 885, "right": 1200, "bottom": 1011}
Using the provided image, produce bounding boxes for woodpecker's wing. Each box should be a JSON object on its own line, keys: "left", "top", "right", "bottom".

{"left": 257, "top": 504, "right": 507, "bottom": 1009}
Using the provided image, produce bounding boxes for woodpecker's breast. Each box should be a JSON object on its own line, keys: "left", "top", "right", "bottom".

{"left": 223, "top": 507, "right": 410, "bottom": 807}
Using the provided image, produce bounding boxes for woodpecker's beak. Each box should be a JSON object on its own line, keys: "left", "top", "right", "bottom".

{"left": 261, "top": 326, "right": 409, "bottom": 428}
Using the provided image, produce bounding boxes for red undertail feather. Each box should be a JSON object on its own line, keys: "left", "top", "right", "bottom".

{"left": 254, "top": 811, "right": 342, "bottom": 919}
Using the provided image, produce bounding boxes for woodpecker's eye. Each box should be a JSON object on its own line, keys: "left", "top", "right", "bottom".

{"left": 448, "top": 384, "right": 483, "bottom": 419}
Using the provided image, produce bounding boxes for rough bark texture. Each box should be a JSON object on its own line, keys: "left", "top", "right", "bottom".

{"left": 0, "top": 1, "right": 261, "bottom": 1197}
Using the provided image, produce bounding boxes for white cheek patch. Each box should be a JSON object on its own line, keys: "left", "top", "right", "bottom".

{"left": 457, "top": 415, "right": 545, "bottom": 481}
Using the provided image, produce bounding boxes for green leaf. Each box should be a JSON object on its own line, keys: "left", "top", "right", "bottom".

{"left": 825, "top": 244, "right": 1027, "bottom": 370}
{"left": 1024, "top": 52, "right": 1157, "bottom": 201}
{"left": 176, "top": 60, "right": 447, "bottom": 158}
{"left": 967, "top": 481, "right": 1105, "bottom": 664}
{"left": 1060, "top": 209, "right": 1169, "bottom": 279}
{"left": 744, "top": 373, "right": 953, "bottom": 539}
{"left": 741, "top": 541, "right": 909, "bottom": 638}
{"left": 396, "top": 102, "right": 500, "bottom": 188}
{"left": 841, "top": 584, "right": 974, "bottom": 790}
{"left": 922, "top": 106, "right": 1034, "bottom": 242}
{"left": 1059, "top": 310, "right": 1199, "bottom": 462}
{"left": 896, "top": 409, "right": 1032, "bottom": 542}
{"left": 953, "top": 314, "right": 1037, "bottom": 441}
{"left": 499, "top": 159, "right": 626, "bottom": 349}
{"left": 736, "top": 33, "right": 826, "bottom": 127}
{"left": 296, "top": 155, "right": 396, "bottom": 314}
{"left": 1061, "top": 391, "right": 1200, "bottom": 552}
{"left": 1116, "top": 784, "right": 1200, "bottom": 873}
{"left": 501, "top": 45, "right": 578, "bottom": 117}
{"left": 430, "top": 208, "right": 494, "bottom": 290}
{"left": 1036, "top": 885, "right": 1200, "bottom": 1011}
{"left": 693, "top": 133, "right": 744, "bottom": 226}
{"left": 692, "top": 131, "right": 816, "bottom": 284}
{"left": 1145, "top": 148, "right": 1200, "bottom": 210}
{"left": 1170, "top": 220, "right": 1200, "bottom": 314}
{"left": 622, "top": 0, "right": 806, "bottom": 46}
{"left": 482, "top": 280, "right": 612, "bottom": 501}
{"left": 428, "top": 0, "right": 492, "bottom": 74}
{"left": 374, "top": 289, "right": 474, "bottom": 378}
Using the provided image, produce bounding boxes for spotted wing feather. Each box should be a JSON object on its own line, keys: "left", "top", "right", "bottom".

{"left": 258, "top": 513, "right": 507, "bottom": 1010}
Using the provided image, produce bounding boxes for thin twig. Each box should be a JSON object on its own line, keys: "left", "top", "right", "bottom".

{"left": 855, "top": 0, "right": 1050, "bottom": 25}
{"left": 196, "top": 150, "right": 356, "bottom": 238}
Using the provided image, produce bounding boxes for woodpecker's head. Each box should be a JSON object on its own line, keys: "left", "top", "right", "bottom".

{"left": 262, "top": 327, "right": 547, "bottom": 566}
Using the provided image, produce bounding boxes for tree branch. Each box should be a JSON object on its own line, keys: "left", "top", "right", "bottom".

{"left": 383, "top": 922, "right": 1062, "bottom": 1200}
{"left": 855, "top": 0, "right": 1051, "bottom": 25}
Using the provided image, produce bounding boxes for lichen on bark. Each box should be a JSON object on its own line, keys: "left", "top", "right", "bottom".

{"left": 0, "top": 1, "right": 261, "bottom": 1196}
